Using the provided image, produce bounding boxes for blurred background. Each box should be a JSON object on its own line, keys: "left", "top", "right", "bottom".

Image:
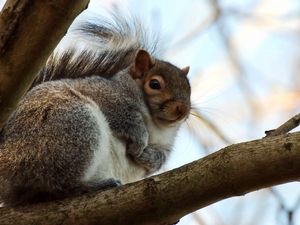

{"left": 1, "top": 0, "right": 300, "bottom": 224}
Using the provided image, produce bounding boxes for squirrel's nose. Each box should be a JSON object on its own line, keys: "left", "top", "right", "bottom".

{"left": 175, "top": 102, "right": 188, "bottom": 120}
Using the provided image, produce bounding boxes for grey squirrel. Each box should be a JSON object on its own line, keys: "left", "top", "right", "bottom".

{"left": 0, "top": 15, "right": 191, "bottom": 206}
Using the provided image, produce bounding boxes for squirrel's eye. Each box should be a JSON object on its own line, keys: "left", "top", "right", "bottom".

{"left": 149, "top": 79, "right": 161, "bottom": 89}
{"left": 144, "top": 76, "right": 165, "bottom": 95}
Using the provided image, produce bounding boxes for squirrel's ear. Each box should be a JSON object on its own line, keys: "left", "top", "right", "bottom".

{"left": 130, "top": 50, "right": 155, "bottom": 79}
{"left": 181, "top": 66, "right": 190, "bottom": 76}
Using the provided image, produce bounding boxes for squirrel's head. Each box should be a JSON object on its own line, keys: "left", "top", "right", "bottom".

{"left": 129, "top": 50, "right": 191, "bottom": 126}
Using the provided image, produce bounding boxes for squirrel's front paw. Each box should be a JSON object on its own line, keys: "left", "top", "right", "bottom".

{"left": 135, "top": 146, "right": 167, "bottom": 173}
{"left": 127, "top": 142, "right": 145, "bottom": 158}
{"left": 126, "top": 134, "right": 148, "bottom": 157}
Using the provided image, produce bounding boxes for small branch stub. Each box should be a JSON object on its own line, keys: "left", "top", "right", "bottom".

{"left": 265, "top": 113, "right": 300, "bottom": 137}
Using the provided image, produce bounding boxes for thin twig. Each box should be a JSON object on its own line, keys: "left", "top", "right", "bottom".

{"left": 170, "top": 0, "right": 220, "bottom": 49}
{"left": 265, "top": 113, "right": 300, "bottom": 137}
{"left": 192, "top": 213, "right": 207, "bottom": 225}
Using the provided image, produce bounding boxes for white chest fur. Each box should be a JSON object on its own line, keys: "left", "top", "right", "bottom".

{"left": 146, "top": 117, "right": 179, "bottom": 149}
{"left": 82, "top": 103, "right": 179, "bottom": 185}
{"left": 81, "top": 103, "right": 146, "bottom": 184}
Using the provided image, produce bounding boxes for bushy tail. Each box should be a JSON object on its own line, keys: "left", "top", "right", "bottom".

{"left": 31, "top": 14, "right": 158, "bottom": 88}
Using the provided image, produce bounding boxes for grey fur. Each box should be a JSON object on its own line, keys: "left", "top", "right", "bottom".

{"left": 0, "top": 73, "right": 141, "bottom": 205}
{"left": 31, "top": 14, "right": 158, "bottom": 88}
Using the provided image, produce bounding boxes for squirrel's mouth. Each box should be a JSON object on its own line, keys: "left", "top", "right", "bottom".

{"left": 155, "top": 117, "right": 178, "bottom": 127}
{"left": 156, "top": 114, "right": 186, "bottom": 125}
{"left": 157, "top": 117, "right": 177, "bottom": 123}
{"left": 149, "top": 99, "right": 190, "bottom": 125}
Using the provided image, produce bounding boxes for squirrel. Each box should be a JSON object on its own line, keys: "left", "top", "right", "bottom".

{"left": 0, "top": 14, "right": 191, "bottom": 206}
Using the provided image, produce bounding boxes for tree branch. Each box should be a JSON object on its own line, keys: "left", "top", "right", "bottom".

{"left": 0, "top": 0, "right": 89, "bottom": 128}
{"left": 1, "top": 131, "right": 300, "bottom": 225}
{"left": 265, "top": 113, "right": 300, "bottom": 137}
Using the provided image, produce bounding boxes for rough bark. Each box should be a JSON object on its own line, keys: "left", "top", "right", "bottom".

{"left": 0, "top": 131, "right": 299, "bottom": 225}
{"left": 0, "top": 0, "right": 89, "bottom": 128}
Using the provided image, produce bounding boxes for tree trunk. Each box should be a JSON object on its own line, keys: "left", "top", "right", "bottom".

{"left": 0, "top": 0, "right": 89, "bottom": 128}
{"left": 0, "top": 132, "right": 299, "bottom": 225}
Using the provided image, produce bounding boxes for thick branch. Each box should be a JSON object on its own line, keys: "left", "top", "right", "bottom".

{"left": 1, "top": 132, "right": 300, "bottom": 225}
{"left": 0, "top": 0, "right": 89, "bottom": 128}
